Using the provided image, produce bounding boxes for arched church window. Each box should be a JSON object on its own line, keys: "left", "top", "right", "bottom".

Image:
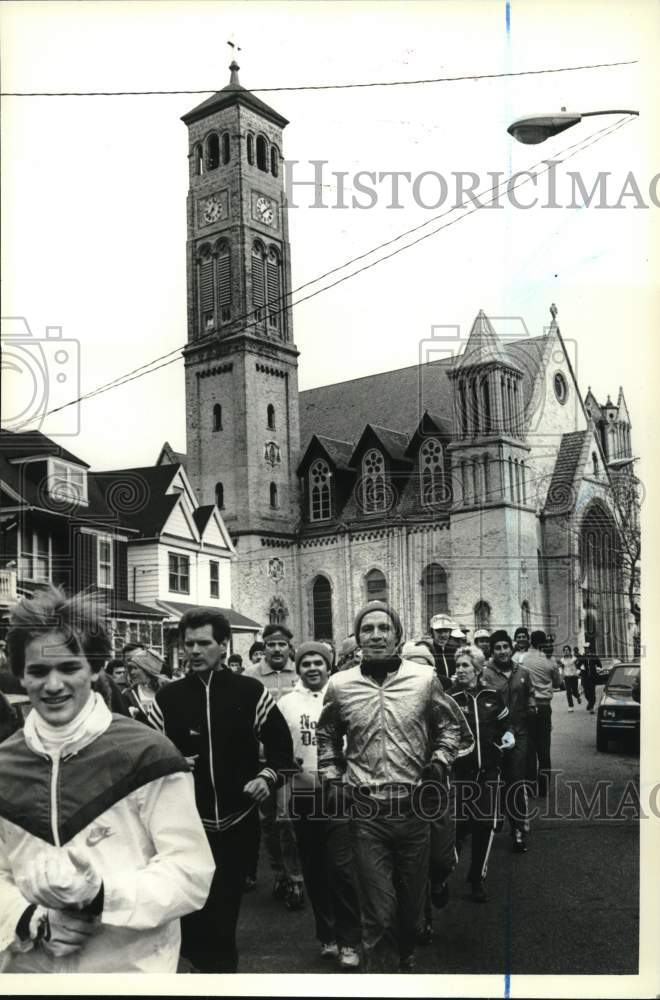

{"left": 267, "top": 404, "right": 276, "bottom": 430}
{"left": 221, "top": 131, "right": 230, "bottom": 165}
{"left": 365, "top": 568, "right": 388, "bottom": 602}
{"left": 474, "top": 600, "right": 491, "bottom": 629}
{"left": 270, "top": 145, "right": 279, "bottom": 177}
{"left": 252, "top": 241, "right": 266, "bottom": 321}
{"left": 312, "top": 576, "right": 333, "bottom": 640}
{"left": 309, "top": 459, "right": 331, "bottom": 521}
{"left": 215, "top": 482, "right": 224, "bottom": 509}
{"left": 212, "top": 404, "right": 222, "bottom": 431}
{"left": 266, "top": 249, "right": 281, "bottom": 331}
{"left": 198, "top": 247, "right": 215, "bottom": 333}
{"left": 420, "top": 438, "right": 444, "bottom": 506}
{"left": 194, "top": 144, "right": 204, "bottom": 176}
{"left": 269, "top": 482, "right": 278, "bottom": 509}
{"left": 521, "top": 600, "right": 531, "bottom": 628}
{"left": 247, "top": 133, "right": 254, "bottom": 165}
{"left": 422, "top": 563, "right": 448, "bottom": 628}
{"left": 592, "top": 451, "right": 599, "bottom": 477}
{"left": 256, "top": 135, "right": 268, "bottom": 172}
{"left": 483, "top": 454, "right": 491, "bottom": 502}
{"left": 217, "top": 243, "right": 231, "bottom": 322}
{"left": 362, "top": 449, "right": 386, "bottom": 514}
{"left": 206, "top": 133, "right": 220, "bottom": 171}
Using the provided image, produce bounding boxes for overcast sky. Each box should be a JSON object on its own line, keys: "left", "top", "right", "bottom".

{"left": 1, "top": 0, "right": 657, "bottom": 473}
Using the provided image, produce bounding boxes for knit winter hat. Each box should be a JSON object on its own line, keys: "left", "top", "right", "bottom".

{"left": 400, "top": 641, "right": 435, "bottom": 667}
{"left": 126, "top": 648, "right": 164, "bottom": 679}
{"left": 294, "top": 641, "right": 333, "bottom": 672}
{"left": 353, "top": 601, "right": 403, "bottom": 644}
{"left": 489, "top": 629, "right": 513, "bottom": 653}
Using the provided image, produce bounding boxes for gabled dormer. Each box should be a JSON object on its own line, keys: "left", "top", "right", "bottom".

{"left": 403, "top": 411, "right": 452, "bottom": 510}
{"left": 348, "top": 424, "right": 412, "bottom": 518}
{"left": 297, "top": 434, "right": 354, "bottom": 525}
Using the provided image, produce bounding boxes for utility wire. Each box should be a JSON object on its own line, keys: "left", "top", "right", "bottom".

{"left": 43, "top": 114, "right": 636, "bottom": 417}
{"left": 0, "top": 59, "right": 637, "bottom": 97}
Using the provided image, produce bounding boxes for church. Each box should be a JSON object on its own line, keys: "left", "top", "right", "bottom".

{"left": 170, "top": 61, "right": 636, "bottom": 660}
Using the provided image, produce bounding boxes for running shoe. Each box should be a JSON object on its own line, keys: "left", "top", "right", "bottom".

{"left": 339, "top": 945, "right": 361, "bottom": 970}
{"left": 320, "top": 942, "right": 339, "bottom": 959}
{"left": 285, "top": 881, "right": 305, "bottom": 911}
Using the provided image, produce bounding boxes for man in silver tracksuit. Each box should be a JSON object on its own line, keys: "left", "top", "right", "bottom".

{"left": 316, "top": 601, "right": 473, "bottom": 973}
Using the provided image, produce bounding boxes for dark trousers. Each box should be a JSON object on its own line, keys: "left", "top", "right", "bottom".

{"left": 583, "top": 677, "right": 597, "bottom": 711}
{"left": 499, "top": 732, "right": 529, "bottom": 834}
{"left": 351, "top": 811, "right": 430, "bottom": 972}
{"left": 290, "top": 790, "right": 361, "bottom": 947}
{"left": 527, "top": 703, "right": 552, "bottom": 797}
{"left": 455, "top": 778, "right": 499, "bottom": 883}
{"left": 181, "top": 810, "right": 258, "bottom": 973}
{"left": 565, "top": 675, "right": 581, "bottom": 707}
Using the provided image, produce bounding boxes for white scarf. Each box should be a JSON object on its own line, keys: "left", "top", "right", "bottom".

{"left": 25, "top": 691, "right": 112, "bottom": 757}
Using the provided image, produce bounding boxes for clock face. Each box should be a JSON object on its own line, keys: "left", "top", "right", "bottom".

{"left": 256, "top": 196, "right": 275, "bottom": 226}
{"left": 202, "top": 196, "right": 223, "bottom": 224}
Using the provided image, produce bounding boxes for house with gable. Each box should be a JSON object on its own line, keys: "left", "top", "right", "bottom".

{"left": 93, "top": 459, "right": 260, "bottom": 664}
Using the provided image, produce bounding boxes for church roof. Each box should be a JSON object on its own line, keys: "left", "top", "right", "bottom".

{"left": 182, "top": 62, "right": 289, "bottom": 128}
{"left": 543, "top": 430, "right": 590, "bottom": 515}
{"left": 315, "top": 436, "right": 354, "bottom": 469}
{"left": 299, "top": 332, "right": 547, "bottom": 449}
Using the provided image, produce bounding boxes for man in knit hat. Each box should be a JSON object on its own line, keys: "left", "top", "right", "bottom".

{"left": 279, "top": 642, "right": 362, "bottom": 970}
{"left": 483, "top": 630, "right": 536, "bottom": 854}
{"left": 317, "top": 601, "right": 473, "bottom": 973}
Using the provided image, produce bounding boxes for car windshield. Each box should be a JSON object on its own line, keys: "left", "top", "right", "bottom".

{"left": 607, "top": 666, "right": 640, "bottom": 689}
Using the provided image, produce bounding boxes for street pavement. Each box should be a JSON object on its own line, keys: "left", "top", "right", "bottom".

{"left": 236, "top": 689, "right": 640, "bottom": 975}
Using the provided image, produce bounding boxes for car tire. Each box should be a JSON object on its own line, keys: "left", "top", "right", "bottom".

{"left": 596, "top": 728, "right": 609, "bottom": 752}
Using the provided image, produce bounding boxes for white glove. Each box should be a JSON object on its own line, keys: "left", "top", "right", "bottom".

{"left": 41, "top": 907, "right": 100, "bottom": 958}
{"left": 17, "top": 847, "right": 102, "bottom": 910}
{"left": 499, "top": 730, "right": 516, "bottom": 751}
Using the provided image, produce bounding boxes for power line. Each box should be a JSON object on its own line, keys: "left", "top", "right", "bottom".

{"left": 0, "top": 59, "right": 637, "bottom": 97}
{"left": 43, "top": 114, "right": 637, "bottom": 417}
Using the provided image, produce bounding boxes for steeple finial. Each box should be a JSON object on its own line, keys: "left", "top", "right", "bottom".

{"left": 549, "top": 302, "right": 558, "bottom": 322}
{"left": 227, "top": 40, "right": 241, "bottom": 85}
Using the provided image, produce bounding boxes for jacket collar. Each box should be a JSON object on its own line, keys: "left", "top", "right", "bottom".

{"left": 23, "top": 692, "right": 112, "bottom": 759}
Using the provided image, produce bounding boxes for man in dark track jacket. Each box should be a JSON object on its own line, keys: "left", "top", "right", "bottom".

{"left": 148, "top": 607, "right": 294, "bottom": 973}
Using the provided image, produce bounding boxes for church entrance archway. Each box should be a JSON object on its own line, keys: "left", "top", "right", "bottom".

{"left": 579, "top": 503, "right": 623, "bottom": 657}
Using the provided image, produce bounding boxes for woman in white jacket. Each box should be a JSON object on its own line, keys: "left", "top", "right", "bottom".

{"left": 0, "top": 585, "right": 214, "bottom": 973}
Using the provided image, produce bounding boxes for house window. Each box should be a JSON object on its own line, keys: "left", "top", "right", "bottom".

{"left": 23, "top": 529, "right": 50, "bottom": 581}
{"left": 256, "top": 135, "right": 268, "bottom": 172}
{"left": 362, "top": 448, "right": 387, "bottom": 514}
{"left": 422, "top": 563, "right": 448, "bottom": 627}
{"left": 309, "top": 459, "right": 331, "bottom": 521}
{"left": 206, "top": 132, "right": 219, "bottom": 170}
{"left": 169, "top": 553, "right": 190, "bottom": 594}
{"left": 420, "top": 438, "right": 444, "bottom": 506}
{"left": 365, "top": 568, "right": 388, "bottom": 602}
{"left": 213, "top": 404, "right": 222, "bottom": 431}
{"left": 270, "top": 482, "right": 278, "bottom": 508}
{"left": 474, "top": 600, "right": 491, "bottom": 629}
{"left": 49, "top": 460, "right": 88, "bottom": 504}
{"left": 221, "top": 131, "right": 230, "bottom": 165}
{"left": 97, "top": 536, "right": 113, "bottom": 589}
{"left": 215, "top": 482, "right": 224, "bottom": 509}
{"left": 210, "top": 560, "right": 219, "bottom": 599}
{"left": 247, "top": 133, "right": 254, "bottom": 165}
{"left": 267, "top": 404, "right": 275, "bottom": 430}
{"left": 312, "top": 576, "right": 333, "bottom": 640}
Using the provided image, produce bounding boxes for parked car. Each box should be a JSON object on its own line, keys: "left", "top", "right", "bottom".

{"left": 596, "top": 663, "right": 640, "bottom": 752}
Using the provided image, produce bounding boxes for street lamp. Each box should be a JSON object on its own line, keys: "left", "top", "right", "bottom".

{"left": 507, "top": 108, "right": 639, "bottom": 144}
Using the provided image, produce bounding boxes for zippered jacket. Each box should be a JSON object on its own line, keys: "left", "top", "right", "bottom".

{"left": 316, "top": 659, "right": 474, "bottom": 794}
{"left": 148, "top": 668, "right": 294, "bottom": 833}
{"left": 447, "top": 682, "right": 509, "bottom": 780}
{"left": 0, "top": 695, "right": 214, "bottom": 973}
{"left": 482, "top": 662, "right": 536, "bottom": 735}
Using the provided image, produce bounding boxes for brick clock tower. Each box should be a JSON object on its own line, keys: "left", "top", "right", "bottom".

{"left": 182, "top": 62, "right": 302, "bottom": 627}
